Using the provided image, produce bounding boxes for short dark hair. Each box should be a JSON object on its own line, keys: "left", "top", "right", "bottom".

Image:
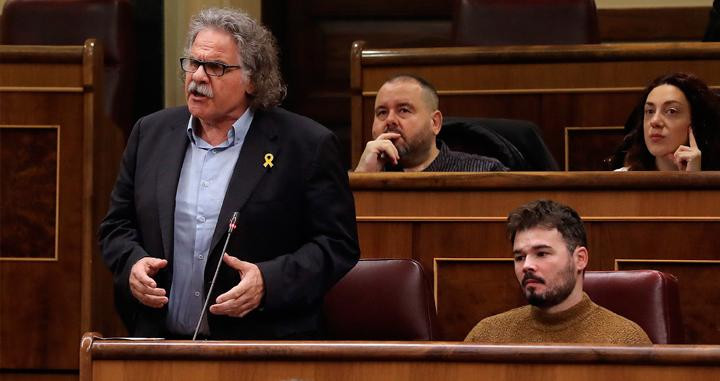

{"left": 507, "top": 199, "right": 587, "bottom": 254}
{"left": 619, "top": 72, "right": 720, "bottom": 170}
{"left": 384, "top": 74, "right": 439, "bottom": 110}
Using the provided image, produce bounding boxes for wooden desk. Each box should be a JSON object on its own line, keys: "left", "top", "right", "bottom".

{"left": 351, "top": 172, "right": 720, "bottom": 343}
{"left": 350, "top": 41, "right": 720, "bottom": 170}
{"left": 0, "top": 41, "right": 125, "bottom": 379}
{"left": 79, "top": 333, "right": 720, "bottom": 381}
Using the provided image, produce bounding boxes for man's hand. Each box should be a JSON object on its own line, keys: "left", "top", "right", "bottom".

{"left": 672, "top": 128, "right": 702, "bottom": 171}
{"left": 129, "top": 257, "right": 168, "bottom": 308}
{"left": 209, "top": 254, "right": 265, "bottom": 318}
{"left": 354, "top": 132, "right": 401, "bottom": 172}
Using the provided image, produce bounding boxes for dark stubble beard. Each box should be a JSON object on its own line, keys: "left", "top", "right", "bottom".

{"left": 523, "top": 259, "right": 577, "bottom": 309}
{"left": 394, "top": 127, "right": 435, "bottom": 168}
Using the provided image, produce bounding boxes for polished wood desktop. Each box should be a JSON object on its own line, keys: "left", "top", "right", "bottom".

{"left": 350, "top": 172, "right": 720, "bottom": 343}
{"left": 79, "top": 333, "right": 720, "bottom": 381}
{"left": 350, "top": 41, "right": 720, "bottom": 170}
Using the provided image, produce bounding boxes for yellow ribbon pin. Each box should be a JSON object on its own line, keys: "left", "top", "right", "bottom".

{"left": 263, "top": 153, "right": 274, "bottom": 168}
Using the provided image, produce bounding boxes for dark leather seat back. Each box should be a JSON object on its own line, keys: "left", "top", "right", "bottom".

{"left": 585, "top": 270, "right": 684, "bottom": 344}
{"left": 1, "top": 0, "right": 135, "bottom": 135}
{"left": 441, "top": 116, "right": 559, "bottom": 170}
{"left": 453, "top": 0, "right": 600, "bottom": 46}
{"left": 324, "top": 259, "right": 439, "bottom": 340}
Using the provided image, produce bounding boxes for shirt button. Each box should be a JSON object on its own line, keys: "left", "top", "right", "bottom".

{"left": 198, "top": 254, "right": 204, "bottom": 260}
{"left": 201, "top": 180, "right": 209, "bottom": 187}
{"left": 194, "top": 291, "right": 201, "bottom": 297}
{"left": 197, "top": 215, "right": 206, "bottom": 223}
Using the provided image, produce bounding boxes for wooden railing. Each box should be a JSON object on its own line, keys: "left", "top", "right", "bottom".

{"left": 80, "top": 332, "right": 720, "bottom": 381}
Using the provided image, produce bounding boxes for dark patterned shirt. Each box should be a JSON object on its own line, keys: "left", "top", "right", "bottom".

{"left": 424, "top": 140, "right": 507, "bottom": 172}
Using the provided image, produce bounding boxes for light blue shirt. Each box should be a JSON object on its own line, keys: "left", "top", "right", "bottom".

{"left": 166, "top": 109, "right": 253, "bottom": 335}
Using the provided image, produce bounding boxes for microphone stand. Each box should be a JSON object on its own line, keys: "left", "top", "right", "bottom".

{"left": 192, "top": 212, "right": 238, "bottom": 340}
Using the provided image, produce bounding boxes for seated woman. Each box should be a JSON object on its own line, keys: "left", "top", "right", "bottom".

{"left": 612, "top": 72, "right": 720, "bottom": 171}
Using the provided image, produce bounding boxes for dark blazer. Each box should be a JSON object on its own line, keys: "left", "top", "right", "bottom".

{"left": 99, "top": 106, "right": 360, "bottom": 339}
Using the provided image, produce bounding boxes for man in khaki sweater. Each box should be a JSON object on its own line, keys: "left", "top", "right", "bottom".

{"left": 465, "top": 200, "right": 651, "bottom": 345}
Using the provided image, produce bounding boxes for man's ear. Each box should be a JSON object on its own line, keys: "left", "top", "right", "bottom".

{"left": 431, "top": 110, "right": 443, "bottom": 136}
{"left": 573, "top": 246, "right": 589, "bottom": 272}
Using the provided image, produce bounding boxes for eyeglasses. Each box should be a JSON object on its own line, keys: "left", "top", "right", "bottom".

{"left": 179, "top": 57, "right": 242, "bottom": 77}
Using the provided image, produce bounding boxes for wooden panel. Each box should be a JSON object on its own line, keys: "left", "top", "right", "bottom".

{"left": 0, "top": 93, "right": 84, "bottom": 370}
{"left": 0, "top": 126, "right": 58, "bottom": 259}
{"left": 565, "top": 127, "right": 626, "bottom": 171}
{"left": 617, "top": 260, "right": 720, "bottom": 344}
{"left": 0, "top": 41, "right": 127, "bottom": 377}
{"left": 359, "top": 61, "right": 720, "bottom": 92}
{"left": 587, "top": 222, "right": 720, "bottom": 269}
{"left": 354, "top": 189, "right": 720, "bottom": 218}
{"left": 414, "top": 222, "right": 508, "bottom": 279}
{"left": 598, "top": 7, "right": 710, "bottom": 42}
{"left": 357, "top": 222, "right": 413, "bottom": 259}
{"left": 0, "top": 64, "right": 83, "bottom": 88}
{"left": 541, "top": 93, "right": 637, "bottom": 167}
{"left": 435, "top": 258, "right": 524, "bottom": 340}
{"left": 91, "top": 359, "right": 720, "bottom": 381}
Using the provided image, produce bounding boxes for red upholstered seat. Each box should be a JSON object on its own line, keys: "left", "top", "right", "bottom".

{"left": 453, "top": 0, "right": 600, "bottom": 46}
{"left": 585, "top": 270, "right": 684, "bottom": 344}
{"left": 324, "top": 259, "right": 439, "bottom": 340}
{"left": 1, "top": 0, "right": 135, "bottom": 136}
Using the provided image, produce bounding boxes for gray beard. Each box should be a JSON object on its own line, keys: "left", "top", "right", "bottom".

{"left": 187, "top": 81, "right": 214, "bottom": 98}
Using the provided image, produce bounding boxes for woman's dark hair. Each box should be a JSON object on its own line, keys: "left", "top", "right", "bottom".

{"left": 612, "top": 72, "right": 720, "bottom": 170}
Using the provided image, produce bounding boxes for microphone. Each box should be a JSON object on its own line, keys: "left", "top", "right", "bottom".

{"left": 192, "top": 212, "right": 239, "bottom": 340}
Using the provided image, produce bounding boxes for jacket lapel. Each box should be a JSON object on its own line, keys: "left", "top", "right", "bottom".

{"left": 209, "top": 110, "right": 279, "bottom": 252}
{"left": 156, "top": 108, "right": 191, "bottom": 261}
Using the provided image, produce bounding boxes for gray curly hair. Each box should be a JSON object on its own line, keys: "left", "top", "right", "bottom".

{"left": 185, "top": 7, "right": 286, "bottom": 110}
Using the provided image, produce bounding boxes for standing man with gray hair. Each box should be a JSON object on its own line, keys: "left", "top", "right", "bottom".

{"left": 99, "top": 7, "right": 359, "bottom": 339}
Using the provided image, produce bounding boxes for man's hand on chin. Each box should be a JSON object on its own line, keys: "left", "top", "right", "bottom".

{"left": 354, "top": 132, "right": 401, "bottom": 172}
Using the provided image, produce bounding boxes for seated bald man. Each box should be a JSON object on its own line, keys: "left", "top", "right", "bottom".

{"left": 354, "top": 75, "right": 507, "bottom": 172}
{"left": 465, "top": 199, "right": 651, "bottom": 345}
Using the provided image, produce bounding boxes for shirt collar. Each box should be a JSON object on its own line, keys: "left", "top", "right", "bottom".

{"left": 185, "top": 108, "right": 255, "bottom": 149}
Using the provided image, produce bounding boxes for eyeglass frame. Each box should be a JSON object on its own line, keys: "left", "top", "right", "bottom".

{"left": 179, "top": 57, "right": 243, "bottom": 77}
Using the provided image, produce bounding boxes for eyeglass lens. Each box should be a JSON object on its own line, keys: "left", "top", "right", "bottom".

{"left": 182, "top": 58, "right": 226, "bottom": 76}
